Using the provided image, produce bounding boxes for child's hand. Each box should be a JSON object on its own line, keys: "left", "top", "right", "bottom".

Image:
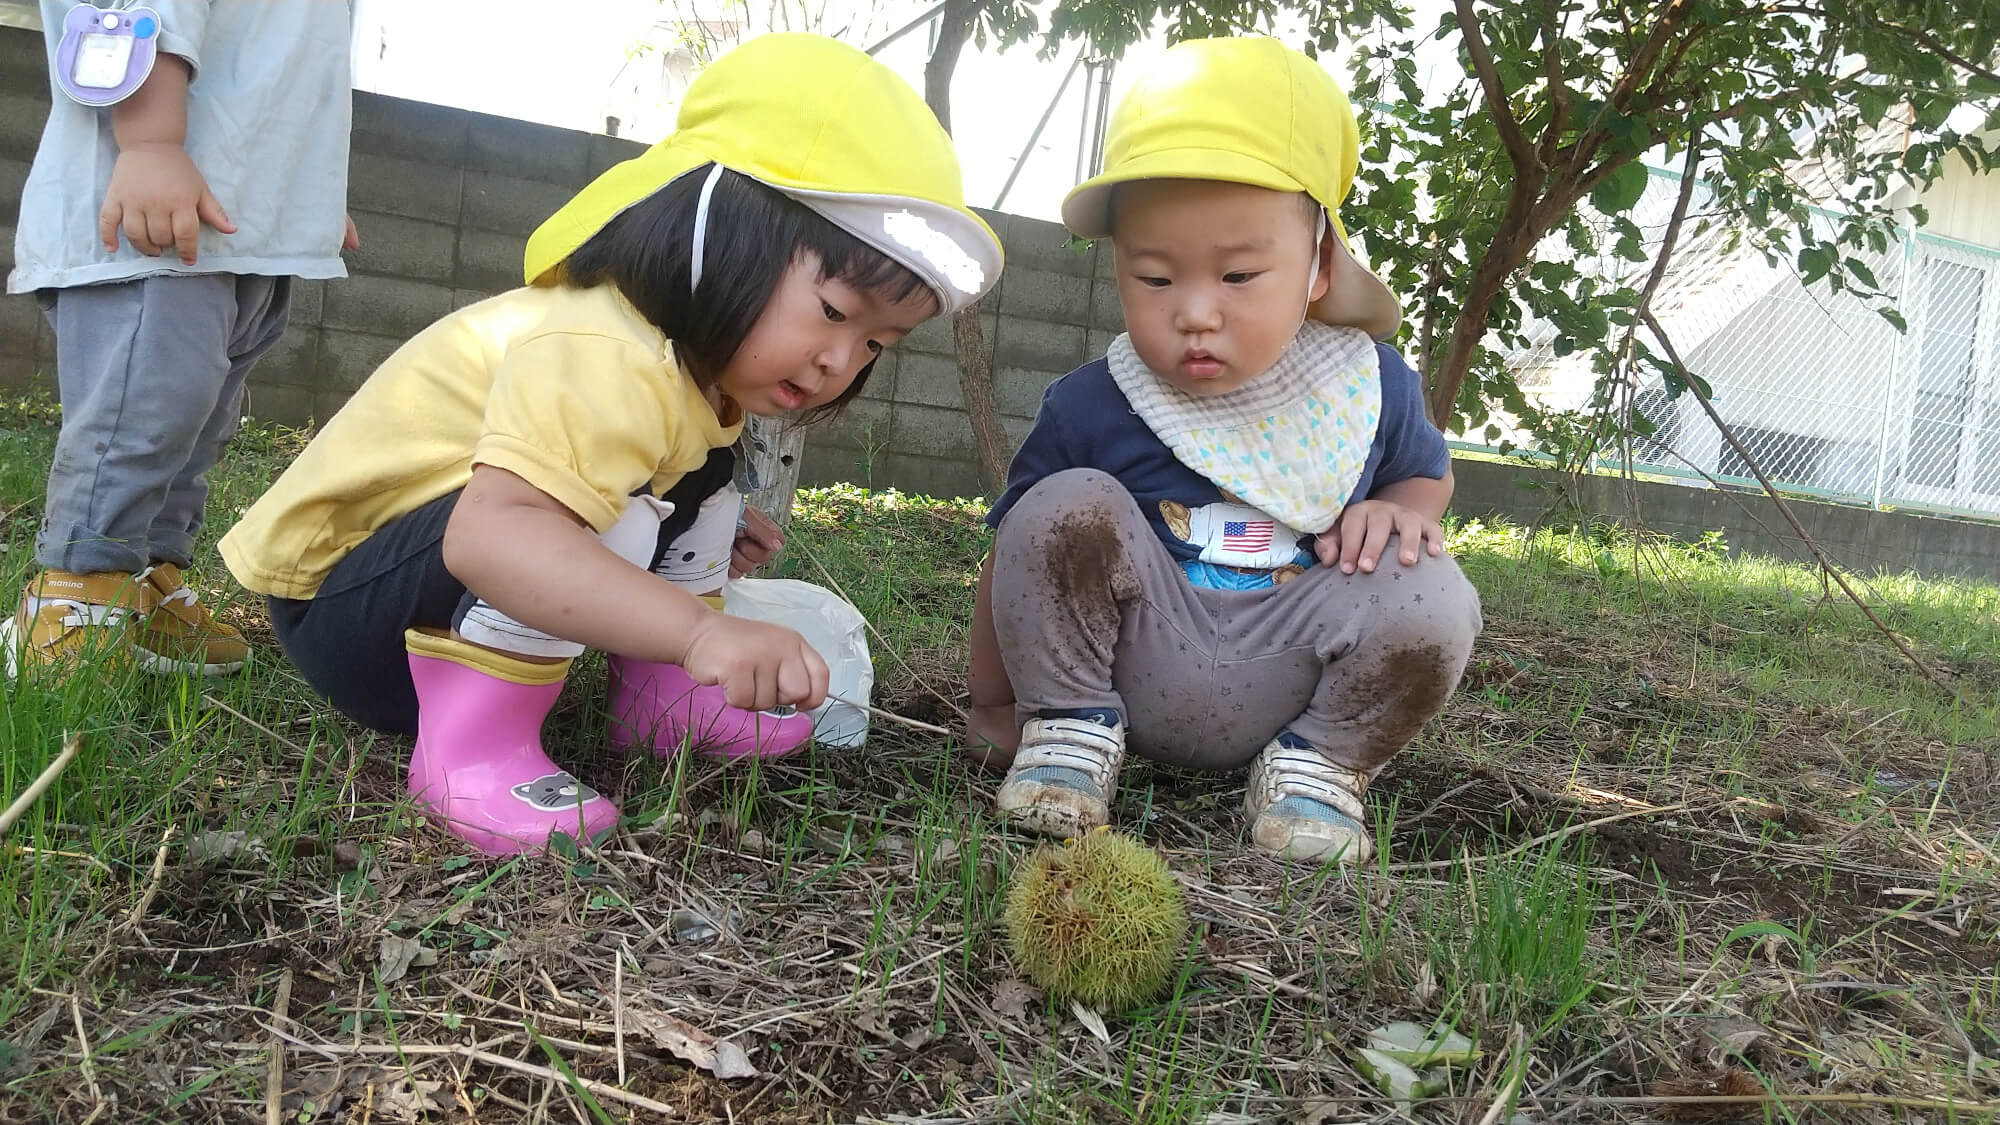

{"left": 1315, "top": 500, "right": 1444, "bottom": 574}
{"left": 343, "top": 213, "right": 361, "bottom": 250}
{"left": 98, "top": 142, "right": 236, "bottom": 264}
{"left": 679, "top": 613, "right": 830, "bottom": 712}
{"left": 730, "top": 505, "right": 785, "bottom": 578}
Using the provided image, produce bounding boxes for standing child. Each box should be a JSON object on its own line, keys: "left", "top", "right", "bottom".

{"left": 5, "top": 0, "right": 355, "bottom": 678}
{"left": 969, "top": 37, "right": 1481, "bottom": 864}
{"left": 219, "top": 34, "right": 1002, "bottom": 856}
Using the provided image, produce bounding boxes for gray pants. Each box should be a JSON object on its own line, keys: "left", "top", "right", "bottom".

{"left": 36, "top": 274, "right": 292, "bottom": 574}
{"left": 991, "top": 469, "right": 1482, "bottom": 774}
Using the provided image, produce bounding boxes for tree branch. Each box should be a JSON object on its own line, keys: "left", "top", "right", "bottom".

{"left": 1455, "top": 0, "right": 1541, "bottom": 174}
{"left": 1640, "top": 308, "right": 1960, "bottom": 699}
{"left": 1875, "top": 17, "right": 2000, "bottom": 88}
{"left": 1535, "top": 0, "right": 1573, "bottom": 166}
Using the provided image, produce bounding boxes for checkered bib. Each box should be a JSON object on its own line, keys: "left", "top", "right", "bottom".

{"left": 1107, "top": 322, "right": 1382, "bottom": 537}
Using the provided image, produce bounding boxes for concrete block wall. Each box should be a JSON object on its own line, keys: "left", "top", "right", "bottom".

{"left": 4, "top": 23, "right": 1997, "bottom": 584}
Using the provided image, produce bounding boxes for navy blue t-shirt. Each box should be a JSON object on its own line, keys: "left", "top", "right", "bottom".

{"left": 987, "top": 342, "right": 1449, "bottom": 567}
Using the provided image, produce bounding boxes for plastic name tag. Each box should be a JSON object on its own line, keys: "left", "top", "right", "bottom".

{"left": 54, "top": 4, "right": 162, "bottom": 107}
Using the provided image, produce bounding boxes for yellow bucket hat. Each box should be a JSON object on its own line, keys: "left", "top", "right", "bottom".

{"left": 525, "top": 33, "right": 1001, "bottom": 314}
{"left": 1061, "top": 36, "right": 1400, "bottom": 339}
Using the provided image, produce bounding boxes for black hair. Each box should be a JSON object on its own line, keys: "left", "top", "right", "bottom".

{"left": 560, "top": 163, "right": 936, "bottom": 419}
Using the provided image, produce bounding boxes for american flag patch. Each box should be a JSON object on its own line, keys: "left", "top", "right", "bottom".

{"left": 1221, "top": 519, "right": 1274, "bottom": 553}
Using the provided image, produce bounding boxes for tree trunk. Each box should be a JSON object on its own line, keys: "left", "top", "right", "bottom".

{"left": 922, "top": 0, "right": 1011, "bottom": 493}
{"left": 738, "top": 413, "right": 807, "bottom": 533}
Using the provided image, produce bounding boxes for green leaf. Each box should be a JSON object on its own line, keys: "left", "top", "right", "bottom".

{"left": 1719, "top": 920, "right": 1816, "bottom": 974}
{"left": 1878, "top": 306, "right": 1909, "bottom": 332}
{"left": 1590, "top": 162, "right": 1650, "bottom": 215}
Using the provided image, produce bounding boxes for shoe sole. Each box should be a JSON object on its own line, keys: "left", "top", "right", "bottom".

{"left": 996, "top": 783, "right": 1108, "bottom": 838}
{"left": 1249, "top": 817, "right": 1373, "bottom": 864}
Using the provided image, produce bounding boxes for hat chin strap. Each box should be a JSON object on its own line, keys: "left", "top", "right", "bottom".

{"left": 689, "top": 163, "right": 726, "bottom": 294}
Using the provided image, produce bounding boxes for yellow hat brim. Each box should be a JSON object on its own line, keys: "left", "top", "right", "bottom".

{"left": 1061, "top": 147, "right": 1350, "bottom": 245}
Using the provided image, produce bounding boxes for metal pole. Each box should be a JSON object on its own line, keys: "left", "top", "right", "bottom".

{"left": 865, "top": 0, "right": 949, "bottom": 55}
{"left": 992, "top": 53, "right": 1085, "bottom": 210}
{"left": 1871, "top": 225, "right": 1917, "bottom": 509}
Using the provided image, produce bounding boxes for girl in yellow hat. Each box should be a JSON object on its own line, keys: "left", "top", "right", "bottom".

{"left": 219, "top": 34, "right": 1002, "bottom": 856}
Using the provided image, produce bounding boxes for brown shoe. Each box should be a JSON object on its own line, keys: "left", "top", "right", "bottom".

{"left": 131, "top": 563, "right": 250, "bottom": 676}
{"left": 2, "top": 569, "right": 153, "bottom": 680}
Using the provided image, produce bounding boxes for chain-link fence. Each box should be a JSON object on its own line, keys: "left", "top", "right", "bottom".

{"left": 1486, "top": 167, "right": 2000, "bottom": 521}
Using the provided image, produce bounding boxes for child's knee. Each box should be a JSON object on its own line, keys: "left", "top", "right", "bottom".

{"left": 1003, "top": 465, "right": 1118, "bottom": 521}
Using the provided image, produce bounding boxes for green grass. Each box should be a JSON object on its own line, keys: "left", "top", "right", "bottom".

{"left": 2, "top": 390, "right": 1998, "bottom": 1123}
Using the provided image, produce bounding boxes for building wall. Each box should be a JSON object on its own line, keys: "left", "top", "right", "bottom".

{"left": 1922, "top": 150, "right": 2000, "bottom": 251}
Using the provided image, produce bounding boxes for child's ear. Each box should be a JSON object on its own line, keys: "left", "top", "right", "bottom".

{"left": 1308, "top": 227, "right": 1337, "bottom": 306}
{"left": 1307, "top": 234, "right": 1403, "bottom": 341}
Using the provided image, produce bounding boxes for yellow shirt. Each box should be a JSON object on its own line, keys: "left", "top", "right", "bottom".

{"left": 221, "top": 283, "right": 743, "bottom": 600}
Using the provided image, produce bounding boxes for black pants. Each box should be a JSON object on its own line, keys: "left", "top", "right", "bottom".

{"left": 270, "top": 450, "right": 736, "bottom": 736}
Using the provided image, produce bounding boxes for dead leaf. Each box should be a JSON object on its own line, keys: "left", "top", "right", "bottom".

{"left": 626, "top": 1006, "right": 758, "bottom": 1079}
{"left": 1070, "top": 999, "right": 1110, "bottom": 1045}
{"left": 991, "top": 977, "right": 1039, "bottom": 1021}
{"left": 373, "top": 1076, "right": 445, "bottom": 1123}
{"left": 1703, "top": 1016, "right": 1768, "bottom": 1067}
{"left": 376, "top": 934, "right": 437, "bottom": 984}
{"left": 185, "top": 830, "right": 267, "bottom": 865}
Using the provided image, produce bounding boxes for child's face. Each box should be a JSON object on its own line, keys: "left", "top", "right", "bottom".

{"left": 1111, "top": 180, "right": 1332, "bottom": 396}
{"left": 718, "top": 254, "right": 935, "bottom": 416}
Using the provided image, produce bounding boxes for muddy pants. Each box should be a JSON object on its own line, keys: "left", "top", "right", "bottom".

{"left": 991, "top": 469, "right": 1482, "bottom": 774}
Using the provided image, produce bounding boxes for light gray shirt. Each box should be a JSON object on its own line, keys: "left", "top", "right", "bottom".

{"left": 8, "top": 0, "right": 352, "bottom": 292}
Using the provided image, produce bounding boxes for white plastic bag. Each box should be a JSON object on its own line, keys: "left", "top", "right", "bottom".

{"left": 722, "top": 577, "right": 874, "bottom": 748}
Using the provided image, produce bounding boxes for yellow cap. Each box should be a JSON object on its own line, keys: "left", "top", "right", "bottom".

{"left": 524, "top": 33, "right": 1001, "bottom": 314}
{"left": 1062, "top": 37, "right": 1399, "bottom": 338}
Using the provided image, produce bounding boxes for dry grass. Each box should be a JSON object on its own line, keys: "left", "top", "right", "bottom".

{"left": 2, "top": 401, "right": 1998, "bottom": 1124}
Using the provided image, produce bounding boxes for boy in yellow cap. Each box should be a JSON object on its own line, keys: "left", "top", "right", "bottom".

{"left": 220, "top": 33, "right": 1001, "bottom": 856}
{"left": 968, "top": 37, "right": 1480, "bottom": 864}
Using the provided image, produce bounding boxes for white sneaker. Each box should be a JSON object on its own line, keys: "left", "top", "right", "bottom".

{"left": 995, "top": 713, "right": 1125, "bottom": 837}
{"left": 1245, "top": 734, "right": 1374, "bottom": 863}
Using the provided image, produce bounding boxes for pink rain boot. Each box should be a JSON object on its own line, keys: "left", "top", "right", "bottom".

{"left": 405, "top": 629, "right": 619, "bottom": 856}
{"left": 606, "top": 655, "right": 814, "bottom": 761}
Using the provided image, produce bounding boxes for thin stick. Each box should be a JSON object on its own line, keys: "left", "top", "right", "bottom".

{"left": 125, "top": 824, "right": 177, "bottom": 928}
{"left": 1641, "top": 309, "right": 1959, "bottom": 698}
{"left": 204, "top": 693, "right": 311, "bottom": 758}
{"left": 0, "top": 733, "right": 84, "bottom": 837}
{"left": 826, "top": 692, "right": 953, "bottom": 737}
{"left": 251, "top": 1030, "right": 682, "bottom": 1118}
{"left": 791, "top": 538, "right": 972, "bottom": 726}
{"left": 1473, "top": 1027, "right": 1526, "bottom": 1125}
{"left": 265, "top": 968, "right": 294, "bottom": 1125}
{"left": 3, "top": 845, "right": 112, "bottom": 876}
{"left": 613, "top": 942, "right": 627, "bottom": 1088}
{"left": 70, "top": 995, "right": 102, "bottom": 1113}
{"left": 1386, "top": 802, "right": 1691, "bottom": 873}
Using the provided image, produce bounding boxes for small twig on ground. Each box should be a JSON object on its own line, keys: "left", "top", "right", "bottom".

{"left": 125, "top": 824, "right": 178, "bottom": 929}
{"left": 70, "top": 994, "right": 103, "bottom": 1122}
{"left": 0, "top": 733, "right": 85, "bottom": 837}
{"left": 1386, "top": 802, "right": 1692, "bottom": 873}
{"left": 790, "top": 536, "right": 972, "bottom": 728}
{"left": 1474, "top": 1025, "right": 1527, "bottom": 1125}
{"left": 1641, "top": 309, "right": 1960, "bottom": 700}
{"left": 827, "top": 692, "right": 953, "bottom": 737}
{"left": 3, "top": 845, "right": 112, "bottom": 875}
{"left": 266, "top": 968, "right": 293, "bottom": 1125}
{"left": 205, "top": 693, "right": 312, "bottom": 758}
{"left": 254, "top": 1029, "right": 682, "bottom": 1118}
